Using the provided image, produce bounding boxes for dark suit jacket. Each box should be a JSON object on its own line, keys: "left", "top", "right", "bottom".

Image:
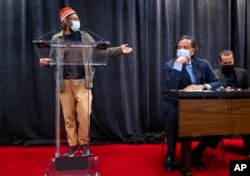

{"left": 163, "top": 57, "right": 220, "bottom": 90}
{"left": 214, "top": 67, "right": 250, "bottom": 90}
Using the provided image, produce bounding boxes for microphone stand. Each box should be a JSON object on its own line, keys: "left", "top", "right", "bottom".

{"left": 33, "top": 27, "right": 61, "bottom": 49}
{"left": 83, "top": 27, "right": 110, "bottom": 50}
{"left": 37, "top": 27, "right": 61, "bottom": 40}
{"left": 204, "top": 59, "right": 225, "bottom": 91}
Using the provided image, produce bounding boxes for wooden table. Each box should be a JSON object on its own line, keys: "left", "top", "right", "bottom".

{"left": 162, "top": 90, "right": 250, "bottom": 176}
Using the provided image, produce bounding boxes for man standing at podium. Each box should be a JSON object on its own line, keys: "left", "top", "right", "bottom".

{"left": 162, "top": 35, "right": 220, "bottom": 171}
{"left": 40, "top": 7, "right": 132, "bottom": 157}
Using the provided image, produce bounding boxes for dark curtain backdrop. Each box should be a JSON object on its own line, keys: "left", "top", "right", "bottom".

{"left": 0, "top": 0, "right": 249, "bottom": 145}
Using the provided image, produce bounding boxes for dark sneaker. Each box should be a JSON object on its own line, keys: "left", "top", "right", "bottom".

{"left": 164, "top": 152, "right": 176, "bottom": 171}
{"left": 191, "top": 152, "right": 205, "bottom": 170}
{"left": 80, "top": 144, "right": 92, "bottom": 156}
{"left": 63, "top": 145, "right": 78, "bottom": 157}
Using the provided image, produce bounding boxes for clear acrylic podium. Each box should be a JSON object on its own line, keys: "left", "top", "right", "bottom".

{"left": 33, "top": 39, "right": 110, "bottom": 175}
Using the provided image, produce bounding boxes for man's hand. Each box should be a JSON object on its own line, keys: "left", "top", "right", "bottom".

{"left": 225, "top": 87, "right": 242, "bottom": 92}
{"left": 121, "top": 44, "right": 133, "bottom": 54}
{"left": 183, "top": 84, "right": 205, "bottom": 91}
{"left": 40, "top": 58, "right": 52, "bottom": 66}
{"left": 175, "top": 56, "right": 190, "bottom": 64}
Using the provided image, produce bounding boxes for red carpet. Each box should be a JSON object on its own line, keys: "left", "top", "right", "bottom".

{"left": 0, "top": 139, "right": 248, "bottom": 176}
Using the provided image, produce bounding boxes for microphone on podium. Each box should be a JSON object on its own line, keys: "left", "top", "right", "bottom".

{"left": 83, "top": 27, "right": 110, "bottom": 50}
{"left": 33, "top": 27, "right": 61, "bottom": 49}
{"left": 36, "top": 27, "right": 61, "bottom": 40}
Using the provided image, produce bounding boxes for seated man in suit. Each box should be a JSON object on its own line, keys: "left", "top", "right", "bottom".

{"left": 191, "top": 49, "right": 250, "bottom": 170}
{"left": 162, "top": 35, "right": 220, "bottom": 171}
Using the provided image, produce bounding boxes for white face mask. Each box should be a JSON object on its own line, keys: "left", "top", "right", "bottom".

{"left": 176, "top": 49, "right": 190, "bottom": 58}
{"left": 70, "top": 20, "right": 80, "bottom": 32}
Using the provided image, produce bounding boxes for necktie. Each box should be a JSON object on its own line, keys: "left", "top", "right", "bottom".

{"left": 185, "top": 64, "right": 196, "bottom": 83}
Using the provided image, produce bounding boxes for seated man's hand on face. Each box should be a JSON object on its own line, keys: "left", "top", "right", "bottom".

{"left": 175, "top": 56, "right": 190, "bottom": 64}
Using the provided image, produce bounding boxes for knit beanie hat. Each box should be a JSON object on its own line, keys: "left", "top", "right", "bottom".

{"left": 59, "top": 7, "right": 76, "bottom": 22}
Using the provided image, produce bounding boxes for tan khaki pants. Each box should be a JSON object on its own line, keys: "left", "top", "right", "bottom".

{"left": 60, "top": 80, "right": 92, "bottom": 146}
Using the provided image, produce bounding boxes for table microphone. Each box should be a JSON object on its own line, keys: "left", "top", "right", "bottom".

{"left": 204, "top": 59, "right": 225, "bottom": 91}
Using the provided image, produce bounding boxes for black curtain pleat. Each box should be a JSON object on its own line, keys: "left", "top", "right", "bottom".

{"left": 0, "top": 0, "right": 249, "bottom": 145}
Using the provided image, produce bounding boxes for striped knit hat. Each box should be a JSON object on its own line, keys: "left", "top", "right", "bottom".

{"left": 59, "top": 7, "right": 76, "bottom": 22}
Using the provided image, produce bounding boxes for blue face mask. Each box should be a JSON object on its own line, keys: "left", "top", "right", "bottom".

{"left": 176, "top": 49, "right": 190, "bottom": 58}
{"left": 70, "top": 20, "right": 80, "bottom": 32}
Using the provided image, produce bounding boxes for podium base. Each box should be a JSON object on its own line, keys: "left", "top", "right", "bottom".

{"left": 55, "top": 156, "right": 89, "bottom": 170}
{"left": 43, "top": 156, "right": 100, "bottom": 176}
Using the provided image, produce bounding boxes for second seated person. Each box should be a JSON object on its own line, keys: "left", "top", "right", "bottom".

{"left": 162, "top": 35, "right": 220, "bottom": 171}
{"left": 189, "top": 49, "right": 250, "bottom": 169}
